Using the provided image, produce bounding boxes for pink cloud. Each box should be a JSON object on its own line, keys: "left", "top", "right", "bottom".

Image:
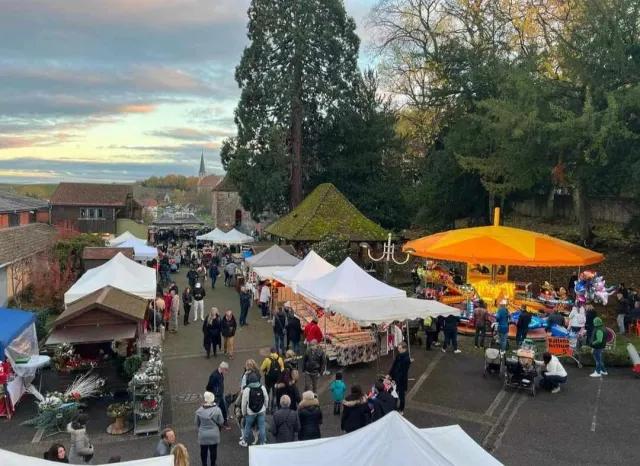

{"left": 115, "top": 104, "right": 156, "bottom": 114}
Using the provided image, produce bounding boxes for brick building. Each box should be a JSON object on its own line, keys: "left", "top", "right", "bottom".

{"left": 0, "top": 191, "right": 50, "bottom": 227}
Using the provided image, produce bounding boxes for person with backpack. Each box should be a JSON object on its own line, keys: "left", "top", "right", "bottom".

{"left": 273, "top": 307, "right": 287, "bottom": 354}
{"left": 261, "top": 347, "right": 284, "bottom": 414}
{"left": 424, "top": 315, "right": 438, "bottom": 350}
{"left": 302, "top": 340, "right": 325, "bottom": 393}
{"left": 272, "top": 395, "right": 300, "bottom": 443}
{"left": 239, "top": 372, "right": 268, "bottom": 447}
{"left": 590, "top": 317, "right": 608, "bottom": 377}
{"left": 195, "top": 391, "right": 224, "bottom": 466}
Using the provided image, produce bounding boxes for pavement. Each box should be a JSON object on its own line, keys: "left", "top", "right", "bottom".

{"left": 1, "top": 269, "right": 638, "bottom": 465}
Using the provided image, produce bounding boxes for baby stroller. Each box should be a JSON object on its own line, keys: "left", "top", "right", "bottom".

{"left": 483, "top": 348, "right": 502, "bottom": 377}
{"left": 503, "top": 350, "right": 538, "bottom": 396}
{"left": 407, "top": 318, "right": 424, "bottom": 347}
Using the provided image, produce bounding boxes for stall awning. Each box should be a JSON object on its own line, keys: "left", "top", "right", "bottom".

{"left": 253, "top": 266, "right": 295, "bottom": 280}
{"left": 46, "top": 324, "right": 137, "bottom": 345}
{"left": 328, "top": 298, "right": 459, "bottom": 326}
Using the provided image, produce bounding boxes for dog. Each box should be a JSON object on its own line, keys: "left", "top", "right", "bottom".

{"left": 225, "top": 391, "right": 270, "bottom": 445}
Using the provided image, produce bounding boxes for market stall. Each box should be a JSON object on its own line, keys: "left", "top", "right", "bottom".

{"left": 116, "top": 238, "right": 159, "bottom": 263}
{"left": 245, "top": 244, "right": 300, "bottom": 281}
{"left": 220, "top": 228, "right": 254, "bottom": 246}
{"left": 250, "top": 411, "right": 503, "bottom": 466}
{"left": 272, "top": 250, "right": 335, "bottom": 292}
{"left": 108, "top": 231, "right": 141, "bottom": 247}
{"left": 0, "top": 308, "right": 49, "bottom": 419}
{"left": 64, "top": 253, "right": 156, "bottom": 305}
{"left": 196, "top": 227, "right": 226, "bottom": 242}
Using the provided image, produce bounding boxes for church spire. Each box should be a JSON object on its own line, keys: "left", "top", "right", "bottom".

{"left": 199, "top": 150, "right": 206, "bottom": 178}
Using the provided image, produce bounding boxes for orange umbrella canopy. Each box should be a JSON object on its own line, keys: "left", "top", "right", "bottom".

{"left": 403, "top": 209, "right": 604, "bottom": 267}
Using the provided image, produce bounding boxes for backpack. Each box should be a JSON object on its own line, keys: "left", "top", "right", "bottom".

{"left": 248, "top": 386, "right": 265, "bottom": 413}
{"left": 267, "top": 356, "right": 282, "bottom": 380}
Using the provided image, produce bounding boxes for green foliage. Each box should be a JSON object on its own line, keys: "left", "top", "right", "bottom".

{"left": 34, "top": 308, "right": 51, "bottom": 342}
{"left": 123, "top": 355, "right": 143, "bottom": 380}
{"left": 312, "top": 232, "right": 350, "bottom": 266}
{"left": 140, "top": 175, "right": 197, "bottom": 190}
{"left": 54, "top": 234, "right": 103, "bottom": 276}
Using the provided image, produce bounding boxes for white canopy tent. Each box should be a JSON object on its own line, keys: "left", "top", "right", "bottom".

{"left": 252, "top": 266, "right": 292, "bottom": 280}
{"left": 196, "top": 228, "right": 226, "bottom": 242}
{"left": 108, "top": 231, "right": 140, "bottom": 247}
{"left": 64, "top": 253, "right": 156, "bottom": 305}
{"left": 328, "top": 297, "right": 459, "bottom": 326}
{"left": 245, "top": 245, "right": 301, "bottom": 267}
{"left": 272, "top": 250, "right": 335, "bottom": 291}
{"left": 249, "top": 411, "right": 503, "bottom": 466}
{"left": 295, "top": 258, "right": 406, "bottom": 308}
{"left": 116, "top": 238, "right": 158, "bottom": 262}
{"left": 0, "top": 449, "right": 174, "bottom": 466}
{"left": 221, "top": 228, "right": 254, "bottom": 245}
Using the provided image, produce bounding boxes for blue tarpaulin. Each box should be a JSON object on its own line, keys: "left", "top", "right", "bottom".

{"left": 0, "top": 308, "right": 36, "bottom": 361}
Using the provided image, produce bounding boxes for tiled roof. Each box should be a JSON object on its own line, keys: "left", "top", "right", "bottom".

{"left": 212, "top": 176, "right": 237, "bottom": 192}
{"left": 82, "top": 247, "right": 134, "bottom": 261}
{"left": 0, "top": 192, "right": 49, "bottom": 214}
{"left": 50, "top": 182, "right": 133, "bottom": 206}
{"left": 0, "top": 223, "right": 58, "bottom": 266}
{"left": 55, "top": 285, "right": 148, "bottom": 326}
{"left": 197, "top": 175, "right": 223, "bottom": 188}
{"left": 139, "top": 199, "right": 158, "bottom": 207}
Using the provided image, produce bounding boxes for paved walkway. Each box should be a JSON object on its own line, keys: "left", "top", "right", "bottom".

{"left": 1, "top": 269, "right": 639, "bottom": 465}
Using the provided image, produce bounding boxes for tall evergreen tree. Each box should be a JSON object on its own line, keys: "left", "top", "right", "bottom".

{"left": 221, "top": 0, "right": 360, "bottom": 213}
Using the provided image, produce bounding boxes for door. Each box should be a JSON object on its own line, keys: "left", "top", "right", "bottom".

{"left": 235, "top": 209, "right": 242, "bottom": 227}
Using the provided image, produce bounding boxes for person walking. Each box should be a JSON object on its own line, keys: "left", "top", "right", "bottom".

{"left": 302, "top": 340, "right": 324, "bottom": 393}
{"left": 203, "top": 308, "right": 222, "bottom": 358}
{"left": 340, "top": 384, "right": 369, "bottom": 433}
{"left": 225, "top": 261, "right": 237, "bottom": 287}
{"left": 261, "top": 347, "right": 284, "bottom": 413}
{"left": 239, "top": 286, "right": 251, "bottom": 327}
{"left": 590, "top": 317, "right": 608, "bottom": 377}
{"left": 162, "top": 289, "right": 172, "bottom": 332}
{"left": 388, "top": 342, "right": 411, "bottom": 415}
{"left": 197, "top": 263, "right": 207, "bottom": 286}
{"left": 298, "top": 391, "right": 322, "bottom": 441}
{"left": 171, "top": 444, "right": 189, "bottom": 466}
{"left": 424, "top": 315, "right": 438, "bottom": 350}
{"left": 272, "top": 395, "right": 300, "bottom": 443}
{"left": 169, "top": 289, "right": 180, "bottom": 334}
{"left": 538, "top": 352, "right": 568, "bottom": 394}
{"left": 275, "top": 352, "right": 300, "bottom": 411}
{"left": 196, "top": 392, "right": 224, "bottom": 466}
{"left": 67, "top": 414, "right": 93, "bottom": 465}
{"left": 154, "top": 428, "right": 175, "bottom": 457}
{"left": 182, "top": 287, "right": 192, "bottom": 326}
{"left": 259, "top": 282, "right": 271, "bottom": 318}
{"left": 187, "top": 267, "right": 198, "bottom": 291}
{"left": 273, "top": 306, "right": 287, "bottom": 355}
{"left": 585, "top": 304, "right": 597, "bottom": 344}
{"left": 329, "top": 372, "right": 347, "bottom": 415}
{"left": 221, "top": 310, "right": 237, "bottom": 359}
{"left": 473, "top": 301, "right": 488, "bottom": 348}
{"left": 44, "top": 443, "right": 70, "bottom": 463}
{"left": 495, "top": 300, "right": 510, "bottom": 351}
{"left": 241, "top": 359, "right": 261, "bottom": 390}
{"left": 286, "top": 310, "right": 302, "bottom": 354}
{"left": 209, "top": 264, "right": 219, "bottom": 289}
{"left": 616, "top": 292, "right": 630, "bottom": 334}
{"left": 193, "top": 283, "right": 206, "bottom": 321}
{"left": 442, "top": 313, "right": 461, "bottom": 353}
{"left": 206, "top": 362, "right": 231, "bottom": 430}
{"left": 239, "top": 372, "right": 268, "bottom": 447}
{"left": 515, "top": 306, "right": 532, "bottom": 347}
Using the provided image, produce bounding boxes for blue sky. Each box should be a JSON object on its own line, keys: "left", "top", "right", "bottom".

{"left": 0, "top": 0, "right": 377, "bottom": 184}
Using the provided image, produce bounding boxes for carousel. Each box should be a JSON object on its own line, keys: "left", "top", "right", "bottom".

{"left": 404, "top": 208, "right": 605, "bottom": 340}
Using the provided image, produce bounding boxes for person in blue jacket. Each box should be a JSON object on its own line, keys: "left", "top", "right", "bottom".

{"left": 495, "top": 300, "right": 510, "bottom": 351}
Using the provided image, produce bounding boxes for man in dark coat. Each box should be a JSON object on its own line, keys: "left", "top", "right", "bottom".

{"left": 186, "top": 267, "right": 198, "bottom": 291}
{"left": 286, "top": 310, "right": 302, "bottom": 355}
{"left": 516, "top": 306, "right": 533, "bottom": 347}
{"left": 239, "top": 286, "right": 251, "bottom": 327}
{"left": 206, "top": 362, "right": 230, "bottom": 429}
{"left": 272, "top": 395, "right": 300, "bottom": 443}
{"left": 388, "top": 342, "right": 411, "bottom": 414}
{"left": 371, "top": 382, "right": 396, "bottom": 421}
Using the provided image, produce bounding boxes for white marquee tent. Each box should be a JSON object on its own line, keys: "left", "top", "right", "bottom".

{"left": 64, "top": 253, "right": 156, "bottom": 305}
{"left": 196, "top": 228, "right": 226, "bottom": 242}
{"left": 295, "top": 257, "right": 406, "bottom": 308}
{"left": 221, "top": 228, "right": 254, "bottom": 245}
{"left": 272, "top": 250, "right": 335, "bottom": 291}
{"left": 0, "top": 449, "right": 174, "bottom": 466}
{"left": 245, "top": 245, "right": 301, "bottom": 267}
{"left": 116, "top": 238, "right": 158, "bottom": 262}
{"left": 108, "top": 231, "right": 140, "bottom": 247}
{"left": 249, "top": 411, "right": 503, "bottom": 466}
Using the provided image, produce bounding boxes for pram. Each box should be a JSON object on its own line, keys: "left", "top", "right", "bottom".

{"left": 503, "top": 348, "right": 538, "bottom": 396}
{"left": 483, "top": 348, "right": 502, "bottom": 377}
{"left": 407, "top": 318, "right": 423, "bottom": 347}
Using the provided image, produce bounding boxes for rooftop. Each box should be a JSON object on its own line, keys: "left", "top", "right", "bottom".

{"left": 0, "top": 223, "right": 58, "bottom": 266}
{"left": 0, "top": 192, "right": 49, "bottom": 214}
{"left": 212, "top": 176, "right": 237, "bottom": 192}
{"left": 50, "top": 182, "right": 133, "bottom": 207}
{"left": 197, "top": 174, "right": 223, "bottom": 188}
{"left": 82, "top": 247, "right": 135, "bottom": 261}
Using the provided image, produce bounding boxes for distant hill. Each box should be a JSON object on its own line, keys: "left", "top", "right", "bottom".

{"left": 0, "top": 183, "right": 59, "bottom": 200}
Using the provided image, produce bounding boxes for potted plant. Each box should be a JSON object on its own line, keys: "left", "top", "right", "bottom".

{"left": 106, "top": 402, "right": 133, "bottom": 435}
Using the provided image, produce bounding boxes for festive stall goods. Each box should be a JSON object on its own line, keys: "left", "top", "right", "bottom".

{"left": 107, "top": 401, "right": 134, "bottom": 435}
{"left": 249, "top": 411, "right": 504, "bottom": 466}
{"left": 220, "top": 228, "right": 254, "bottom": 245}
{"left": 108, "top": 231, "right": 142, "bottom": 247}
{"left": 116, "top": 238, "right": 159, "bottom": 262}
{"left": 272, "top": 250, "right": 335, "bottom": 292}
{"left": 130, "top": 346, "right": 164, "bottom": 434}
{"left": 1, "top": 449, "right": 174, "bottom": 466}
{"left": 65, "top": 253, "right": 156, "bottom": 305}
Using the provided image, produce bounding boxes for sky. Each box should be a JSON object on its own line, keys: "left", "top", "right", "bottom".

{"left": 0, "top": 0, "right": 378, "bottom": 184}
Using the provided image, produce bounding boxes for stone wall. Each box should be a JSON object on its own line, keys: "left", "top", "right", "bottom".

{"left": 212, "top": 191, "right": 257, "bottom": 233}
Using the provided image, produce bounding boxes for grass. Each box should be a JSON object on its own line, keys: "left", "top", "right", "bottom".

{"left": 0, "top": 183, "right": 59, "bottom": 199}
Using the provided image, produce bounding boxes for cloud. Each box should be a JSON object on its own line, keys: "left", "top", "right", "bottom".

{"left": 147, "top": 127, "right": 235, "bottom": 141}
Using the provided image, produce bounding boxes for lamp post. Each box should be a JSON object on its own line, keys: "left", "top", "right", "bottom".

{"left": 360, "top": 233, "right": 412, "bottom": 283}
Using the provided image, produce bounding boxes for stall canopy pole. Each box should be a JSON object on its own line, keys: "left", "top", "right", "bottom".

{"left": 406, "top": 318, "right": 411, "bottom": 359}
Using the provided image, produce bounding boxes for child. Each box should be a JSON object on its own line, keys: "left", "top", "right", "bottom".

{"left": 329, "top": 372, "right": 347, "bottom": 415}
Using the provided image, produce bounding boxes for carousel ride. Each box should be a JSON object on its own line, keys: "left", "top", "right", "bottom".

{"left": 405, "top": 208, "right": 605, "bottom": 341}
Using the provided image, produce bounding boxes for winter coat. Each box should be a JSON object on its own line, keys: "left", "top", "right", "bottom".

{"left": 154, "top": 440, "right": 171, "bottom": 457}
{"left": 275, "top": 382, "right": 300, "bottom": 411}
{"left": 209, "top": 266, "right": 219, "bottom": 279}
{"left": 304, "top": 321, "right": 323, "bottom": 343}
{"left": 203, "top": 316, "right": 222, "bottom": 347}
{"left": 388, "top": 351, "right": 411, "bottom": 391}
{"left": 591, "top": 317, "right": 606, "bottom": 349}
{"left": 286, "top": 315, "right": 302, "bottom": 342}
{"left": 495, "top": 307, "right": 510, "bottom": 333}
{"left": 206, "top": 369, "right": 225, "bottom": 400}
{"left": 272, "top": 407, "right": 300, "bottom": 443}
{"left": 195, "top": 404, "right": 224, "bottom": 445}
{"left": 443, "top": 314, "right": 460, "bottom": 332}
{"left": 568, "top": 308, "right": 586, "bottom": 328}
{"left": 298, "top": 398, "right": 322, "bottom": 440}
{"left": 67, "top": 423, "right": 93, "bottom": 465}
{"left": 341, "top": 394, "right": 369, "bottom": 433}
{"left": 186, "top": 269, "right": 198, "bottom": 286}
{"left": 239, "top": 291, "right": 251, "bottom": 311}
{"left": 241, "top": 383, "right": 269, "bottom": 416}
{"left": 193, "top": 286, "right": 206, "bottom": 301}
{"left": 221, "top": 315, "right": 237, "bottom": 337}
{"left": 303, "top": 346, "right": 325, "bottom": 375}
{"left": 372, "top": 391, "right": 396, "bottom": 421}
{"left": 517, "top": 311, "right": 533, "bottom": 330}
{"left": 273, "top": 311, "right": 287, "bottom": 335}
{"left": 182, "top": 290, "right": 192, "bottom": 308}
{"left": 547, "top": 312, "right": 565, "bottom": 330}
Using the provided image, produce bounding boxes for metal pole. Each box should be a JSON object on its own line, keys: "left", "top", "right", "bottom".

{"left": 406, "top": 318, "right": 411, "bottom": 359}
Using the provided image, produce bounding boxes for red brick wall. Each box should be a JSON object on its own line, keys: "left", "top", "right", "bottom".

{"left": 0, "top": 214, "right": 7, "bottom": 228}
{"left": 20, "top": 212, "right": 29, "bottom": 225}
{"left": 36, "top": 211, "right": 50, "bottom": 223}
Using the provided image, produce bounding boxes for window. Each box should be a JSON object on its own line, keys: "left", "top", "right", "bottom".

{"left": 80, "top": 208, "right": 87, "bottom": 218}
{"left": 97, "top": 208, "right": 104, "bottom": 219}
{"left": 235, "top": 209, "right": 242, "bottom": 227}
{"left": 80, "top": 207, "right": 105, "bottom": 219}
{"left": 88, "top": 208, "right": 95, "bottom": 218}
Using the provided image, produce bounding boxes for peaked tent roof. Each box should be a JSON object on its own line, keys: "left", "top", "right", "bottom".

{"left": 0, "top": 308, "right": 36, "bottom": 362}
{"left": 116, "top": 238, "right": 158, "bottom": 261}
{"left": 295, "top": 258, "right": 406, "bottom": 308}
{"left": 272, "top": 250, "right": 335, "bottom": 291}
{"left": 221, "top": 228, "right": 254, "bottom": 245}
{"left": 153, "top": 214, "right": 177, "bottom": 226}
{"left": 245, "top": 245, "right": 301, "bottom": 267}
{"left": 108, "top": 231, "right": 140, "bottom": 246}
{"left": 197, "top": 228, "right": 226, "bottom": 242}
{"left": 249, "top": 411, "right": 503, "bottom": 466}
{"left": 265, "top": 183, "right": 388, "bottom": 242}
{"left": 64, "top": 252, "right": 156, "bottom": 305}
{"left": 328, "top": 297, "right": 459, "bottom": 325}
